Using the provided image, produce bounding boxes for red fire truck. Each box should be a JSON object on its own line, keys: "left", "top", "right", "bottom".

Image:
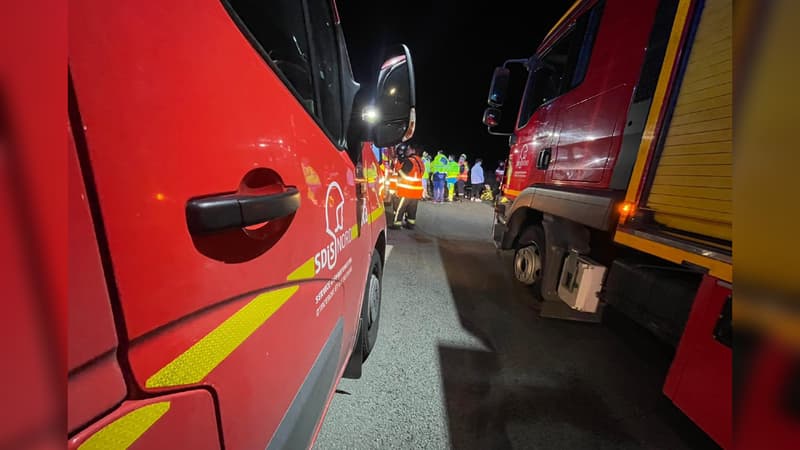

{"left": 484, "top": 0, "right": 731, "bottom": 446}
{"left": 68, "top": 1, "right": 414, "bottom": 448}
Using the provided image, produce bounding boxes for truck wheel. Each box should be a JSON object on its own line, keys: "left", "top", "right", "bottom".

{"left": 514, "top": 225, "right": 545, "bottom": 289}
{"left": 361, "top": 251, "right": 383, "bottom": 360}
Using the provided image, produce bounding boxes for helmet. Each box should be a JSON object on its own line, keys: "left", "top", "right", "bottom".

{"left": 396, "top": 142, "right": 409, "bottom": 158}
{"left": 459, "top": 153, "right": 467, "bottom": 161}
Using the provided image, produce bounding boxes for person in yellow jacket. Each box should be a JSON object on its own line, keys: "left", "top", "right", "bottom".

{"left": 421, "top": 151, "right": 431, "bottom": 200}
{"left": 430, "top": 151, "right": 448, "bottom": 203}
{"left": 445, "top": 155, "right": 459, "bottom": 202}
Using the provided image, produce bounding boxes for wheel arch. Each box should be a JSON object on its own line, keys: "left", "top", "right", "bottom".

{"left": 504, "top": 207, "right": 544, "bottom": 249}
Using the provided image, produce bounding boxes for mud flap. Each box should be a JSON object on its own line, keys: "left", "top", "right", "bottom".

{"left": 343, "top": 318, "right": 363, "bottom": 379}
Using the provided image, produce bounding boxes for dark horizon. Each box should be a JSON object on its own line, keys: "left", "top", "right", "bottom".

{"left": 339, "top": 0, "right": 573, "bottom": 169}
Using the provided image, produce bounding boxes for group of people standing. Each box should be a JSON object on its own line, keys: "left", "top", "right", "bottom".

{"left": 426, "top": 151, "right": 485, "bottom": 203}
{"left": 384, "top": 143, "right": 501, "bottom": 229}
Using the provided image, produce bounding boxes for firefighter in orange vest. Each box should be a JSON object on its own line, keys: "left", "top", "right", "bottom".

{"left": 391, "top": 144, "right": 425, "bottom": 229}
{"left": 456, "top": 153, "right": 469, "bottom": 201}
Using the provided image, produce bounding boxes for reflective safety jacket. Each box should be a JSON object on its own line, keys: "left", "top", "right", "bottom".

{"left": 446, "top": 160, "right": 459, "bottom": 182}
{"left": 396, "top": 155, "right": 425, "bottom": 199}
{"left": 431, "top": 153, "right": 448, "bottom": 174}
{"left": 457, "top": 162, "right": 469, "bottom": 182}
{"left": 388, "top": 161, "right": 399, "bottom": 195}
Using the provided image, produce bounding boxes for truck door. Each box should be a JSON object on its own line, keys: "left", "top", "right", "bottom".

{"left": 535, "top": 2, "right": 608, "bottom": 185}
{"left": 549, "top": 0, "right": 657, "bottom": 186}
{"left": 510, "top": 64, "right": 560, "bottom": 191}
{"left": 70, "top": 0, "right": 359, "bottom": 448}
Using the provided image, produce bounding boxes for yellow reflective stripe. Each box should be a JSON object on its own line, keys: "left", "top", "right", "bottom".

{"left": 614, "top": 229, "right": 731, "bottom": 283}
{"left": 78, "top": 402, "right": 170, "bottom": 450}
{"left": 396, "top": 183, "right": 423, "bottom": 189}
{"left": 286, "top": 257, "right": 315, "bottom": 281}
{"left": 547, "top": 0, "right": 582, "bottom": 37}
{"left": 351, "top": 224, "right": 359, "bottom": 239}
{"left": 504, "top": 188, "right": 521, "bottom": 197}
{"left": 398, "top": 172, "right": 421, "bottom": 182}
{"left": 369, "top": 205, "right": 385, "bottom": 224}
{"left": 146, "top": 286, "right": 299, "bottom": 388}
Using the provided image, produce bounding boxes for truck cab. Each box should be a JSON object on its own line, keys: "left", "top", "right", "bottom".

{"left": 505, "top": 0, "right": 659, "bottom": 192}
{"left": 68, "top": 1, "right": 415, "bottom": 448}
{"left": 483, "top": 0, "right": 732, "bottom": 445}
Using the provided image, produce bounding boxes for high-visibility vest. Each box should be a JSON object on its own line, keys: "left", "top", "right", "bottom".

{"left": 431, "top": 154, "right": 447, "bottom": 174}
{"left": 422, "top": 158, "right": 431, "bottom": 178}
{"left": 396, "top": 155, "right": 424, "bottom": 199}
{"left": 388, "top": 162, "right": 398, "bottom": 195}
{"left": 446, "top": 161, "right": 459, "bottom": 181}
{"left": 457, "top": 162, "right": 469, "bottom": 181}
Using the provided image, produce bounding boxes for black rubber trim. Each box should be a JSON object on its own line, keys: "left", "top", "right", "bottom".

{"left": 266, "top": 319, "right": 343, "bottom": 450}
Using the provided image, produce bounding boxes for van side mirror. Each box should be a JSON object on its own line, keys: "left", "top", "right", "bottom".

{"left": 487, "top": 67, "right": 510, "bottom": 106}
{"left": 370, "top": 44, "right": 416, "bottom": 147}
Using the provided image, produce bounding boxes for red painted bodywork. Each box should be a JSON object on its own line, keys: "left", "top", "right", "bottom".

{"left": 68, "top": 391, "right": 221, "bottom": 450}
{"left": 735, "top": 342, "right": 800, "bottom": 449}
{"left": 0, "top": 0, "right": 66, "bottom": 447}
{"left": 505, "top": 0, "right": 659, "bottom": 197}
{"left": 69, "top": 0, "right": 386, "bottom": 448}
{"left": 68, "top": 134, "right": 126, "bottom": 432}
{"left": 663, "top": 275, "right": 732, "bottom": 448}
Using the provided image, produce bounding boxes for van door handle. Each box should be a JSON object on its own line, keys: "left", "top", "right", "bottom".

{"left": 186, "top": 187, "right": 300, "bottom": 234}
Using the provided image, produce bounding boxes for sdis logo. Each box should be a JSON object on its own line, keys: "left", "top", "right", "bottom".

{"left": 315, "top": 182, "right": 353, "bottom": 274}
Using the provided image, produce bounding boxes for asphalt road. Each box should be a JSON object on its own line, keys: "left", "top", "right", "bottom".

{"left": 314, "top": 201, "right": 717, "bottom": 450}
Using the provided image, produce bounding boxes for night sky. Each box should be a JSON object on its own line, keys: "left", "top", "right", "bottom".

{"left": 338, "top": 0, "right": 573, "bottom": 169}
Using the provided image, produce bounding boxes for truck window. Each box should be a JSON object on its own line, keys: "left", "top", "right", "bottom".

{"left": 516, "top": 1, "right": 604, "bottom": 129}
{"left": 307, "top": 0, "right": 344, "bottom": 144}
{"left": 517, "top": 66, "right": 559, "bottom": 128}
{"left": 227, "top": 0, "right": 315, "bottom": 113}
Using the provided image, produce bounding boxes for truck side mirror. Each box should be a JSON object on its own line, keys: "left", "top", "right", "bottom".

{"left": 370, "top": 44, "right": 416, "bottom": 147}
{"left": 483, "top": 107, "right": 502, "bottom": 127}
{"left": 487, "top": 67, "right": 510, "bottom": 106}
{"left": 483, "top": 60, "right": 527, "bottom": 136}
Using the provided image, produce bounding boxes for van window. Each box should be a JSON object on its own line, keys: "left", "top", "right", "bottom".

{"left": 307, "top": 0, "right": 344, "bottom": 144}
{"left": 227, "top": 0, "right": 315, "bottom": 113}
{"left": 517, "top": 1, "right": 604, "bottom": 128}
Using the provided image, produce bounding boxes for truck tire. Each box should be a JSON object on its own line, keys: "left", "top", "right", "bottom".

{"left": 514, "top": 225, "right": 545, "bottom": 290}
{"left": 361, "top": 251, "right": 383, "bottom": 360}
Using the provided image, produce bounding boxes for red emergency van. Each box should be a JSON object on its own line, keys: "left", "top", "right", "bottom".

{"left": 68, "top": 1, "right": 415, "bottom": 448}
